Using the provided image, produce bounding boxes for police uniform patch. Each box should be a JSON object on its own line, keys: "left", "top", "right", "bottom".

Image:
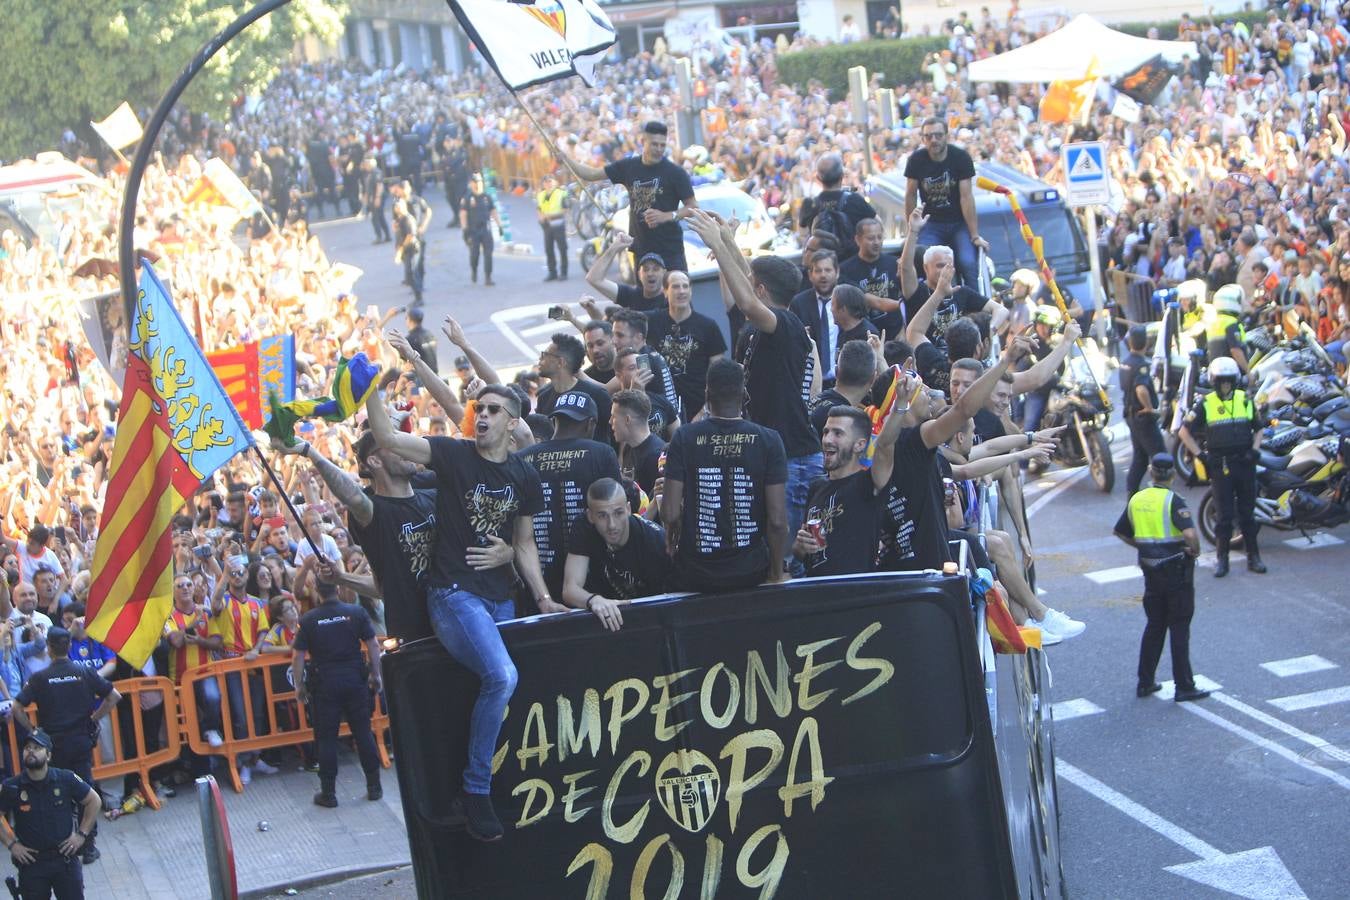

{"left": 18, "top": 791, "right": 26, "bottom": 802}
{"left": 53, "top": 788, "right": 61, "bottom": 797}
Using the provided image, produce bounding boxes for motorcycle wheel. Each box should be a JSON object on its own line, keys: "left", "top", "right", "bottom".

{"left": 1170, "top": 437, "right": 1203, "bottom": 486}
{"left": 1197, "top": 490, "right": 1245, "bottom": 549}
{"left": 579, "top": 242, "right": 597, "bottom": 274}
{"left": 1089, "top": 431, "right": 1115, "bottom": 493}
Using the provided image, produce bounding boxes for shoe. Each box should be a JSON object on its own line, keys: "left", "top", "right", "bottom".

{"left": 313, "top": 792, "right": 339, "bottom": 808}
{"left": 1136, "top": 682, "right": 1163, "bottom": 698}
{"left": 238, "top": 765, "right": 251, "bottom": 786}
{"left": 154, "top": 781, "right": 176, "bottom": 799}
{"left": 470, "top": 271, "right": 477, "bottom": 283}
{"left": 1175, "top": 687, "right": 1212, "bottom": 702}
{"left": 204, "top": 729, "right": 224, "bottom": 748}
{"left": 1247, "top": 555, "right": 1267, "bottom": 574}
{"left": 544, "top": 273, "right": 557, "bottom": 282}
{"left": 1037, "top": 628, "right": 1062, "bottom": 647}
{"left": 1213, "top": 557, "right": 1230, "bottom": 578}
{"left": 1037, "top": 608, "right": 1086, "bottom": 640}
{"left": 80, "top": 845, "right": 100, "bottom": 865}
{"left": 367, "top": 781, "right": 383, "bottom": 801}
{"left": 453, "top": 792, "right": 504, "bottom": 842}
{"left": 485, "top": 278, "right": 496, "bottom": 286}
{"left": 559, "top": 274, "right": 567, "bottom": 281}
{"left": 252, "top": 759, "right": 279, "bottom": 776}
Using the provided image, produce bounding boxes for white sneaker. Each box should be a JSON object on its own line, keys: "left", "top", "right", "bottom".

{"left": 1037, "top": 627, "right": 1063, "bottom": 646}
{"left": 1039, "top": 608, "right": 1086, "bottom": 639}
{"left": 252, "top": 759, "right": 280, "bottom": 776}
{"left": 238, "top": 764, "right": 252, "bottom": 786}
{"left": 204, "top": 729, "right": 224, "bottom": 748}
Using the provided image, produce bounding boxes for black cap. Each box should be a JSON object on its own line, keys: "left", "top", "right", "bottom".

{"left": 1150, "top": 452, "right": 1175, "bottom": 474}
{"left": 637, "top": 252, "right": 666, "bottom": 269}
{"left": 454, "top": 355, "right": 471, "bottom": 370}
{"left": 47, "top": 626, "right": 71, "bottom": 643}
{"left": 23, "top": 729, "right": 53, "bottom": 751}
{"left": 549, "top": 391, "right": 597, "bottom": 421}
{"left": 407, "top": 307, "right": 424, "bottom": 324}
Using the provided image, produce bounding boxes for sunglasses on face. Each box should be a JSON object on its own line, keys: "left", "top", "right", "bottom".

{"left": 478, "top": 402, "right": 515, "bottom": 417}
{"left": 229, "top": 569, "right": 246, "bottom": 577}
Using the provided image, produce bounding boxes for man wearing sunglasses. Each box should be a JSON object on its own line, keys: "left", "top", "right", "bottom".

{"left": 903, "top": 117, "right": 987, "bottom": 289}
{"left": 368, "top": 379, "right": 564, "bottom": 844}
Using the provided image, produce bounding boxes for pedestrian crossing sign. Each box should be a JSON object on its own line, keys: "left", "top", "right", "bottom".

{"left": 1062, "top": 141, "right": 1109, "bottom": 206}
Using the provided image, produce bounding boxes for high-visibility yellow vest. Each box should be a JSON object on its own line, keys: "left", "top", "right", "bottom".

{"left": 1202, "top": 389, "right": 1254, "bottom": 455}
{"left": 536, "top": 188, "right": 565, "bottom": 218}
{"left": 1127, "top": 486, "right": 1186, "bottom": 566}
{"left": 1206, "top": 312, "right": 1245, "bottom": 357}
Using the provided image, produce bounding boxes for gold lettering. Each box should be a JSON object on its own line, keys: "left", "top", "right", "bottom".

{"left": 630, "top": 833, "right": 685, "bottom": 900}
{"left": 842, "top": 622, "right": 895, "bottom": 706}
{"left": 736, "top": 824, "right": 790, "bottom": 898}
{"left": 778, "top": 717, "right": 835, "bottom": 817}
{"left": 510, "top": 778, "right": 554, "bottom": 828}
{"left": 699, "top": 663, "right": 740, "bottom": 730}
{"left": 561, "top": 769, "right": 597, "bottom": 824}
{"left": 565, "top": 843, "right": 613, "bottom": 900}
{"left": 700, "top": 834, "right": 725, "bottom": 900}
{"left": 557, "top": 689, "right": 602, "bottom": 762}
{"left": 720, "top": 730, "right": 784, "bottom": 834}
{"left": 793, "top": 637, "right": 844, "bottom": 712}
{"left": 602, "top": 750, "right": 651, "bottom": 844}
{"left": 516, "top": 701, "right": 554, "bottom": 770}
{"left": 491, "top": 703, "right": 510, "bottom": 775}
{"left": 743, "top": 643, "right": 791, "bottom": 724}
{"left": 650, "top": 667, "right": 701, "bottom": 742}
{"left": 604, "top": 678, "right": 651, "bottom": 755}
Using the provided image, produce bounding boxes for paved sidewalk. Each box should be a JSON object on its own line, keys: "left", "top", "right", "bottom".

{"left": 77, "top": 748, "right": 410, "bottom": 899}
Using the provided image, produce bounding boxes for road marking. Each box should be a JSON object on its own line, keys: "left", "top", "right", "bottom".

{"left": 1261, "top": 655, "right": 1338, "bottom": 678}
{"left": 1153, "top": 675, "right": 1223, "bottom": 701}
{"left": 1025, "top": 438, "right": 1132, "bottom": 518}
{"left": 1177, "top": 702, "right": 1350, "bottom": 792}
{"left": 1057, "top": 760, "right": 1308, "bottom": 898}
{"left": 1209, "top": 692, "right": 1350, "bottom": 765}
{"left": 1084, "top": 564, "right": 1140, "bottom": 584}
{"left": 1268, "top": 685, "right": 1350, "bottom": 713}
{"left": 1282, "top": 533, "right": 1345, "bottom": 550}
{"left": 1051, "top": 698, "right": 1104, "bottom": 721}
{"left": 521, "top": 320, "right": 565, "bottom": 337}
{"left": 489, "top": 303, "right": 555, "bottom": 361}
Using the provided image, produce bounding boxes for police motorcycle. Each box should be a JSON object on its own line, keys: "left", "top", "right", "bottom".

{"left": 1033, "top": 306, "right": 1115, "bottom": 492}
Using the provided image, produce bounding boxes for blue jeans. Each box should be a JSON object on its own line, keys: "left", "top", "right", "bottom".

{"left": 918, "top": 219, "right": 980, "bottom": 289}
{"left": 429, "top": 587, "right": 518, "bottom": 795}
{"left": 785, "top": 453, "right": 824, "bottom": 575}
{"left": 1021, "top": 389, "right": 1050, "bottom": 432}
{"left": 1326, "top": 340, "right": 1345, "bottom": 366}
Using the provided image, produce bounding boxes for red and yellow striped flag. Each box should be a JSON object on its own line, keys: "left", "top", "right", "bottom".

{"left": 85, "top": 264, "right": 254, "bottom": 667}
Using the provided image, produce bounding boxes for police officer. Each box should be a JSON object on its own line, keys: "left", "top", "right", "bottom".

{"left": 0, "top": 729, "right": 102, "bottom": 899}
{"left": 12, "top": 628, "right": 120, "bottom": 865}
{"left": 1114, "top": 454, "right": 1210, "bottom": 703}
{"left": 460, "top": 173, "right": 500, "bottom": 286}
{"left": 290, "top": 567, "right": 383, "bottom": 809}
{"left": 441, "top": 135, "right": 469, "bottom": 227}
{"left": 536, "top": 174, "right": 569, "bottom": 282}
{"left": 1120, "top": 324, "right": 1165, "bottom": 494}
{"left": 1205, "top": 283, "right": 1249, "bottom": 372}
{"left": 1178, "top": 357, "right": 1266, "bottom": 577}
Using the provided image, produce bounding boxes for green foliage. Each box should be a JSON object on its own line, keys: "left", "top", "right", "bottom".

{"left": 1113, "top": 10, "right": 1269, "bottom": 39}
{"left": 0, "top": 1, "right": 347, "bottom": 160}
{"left": 777, "top": 37, "right": 949, "bottom": 100}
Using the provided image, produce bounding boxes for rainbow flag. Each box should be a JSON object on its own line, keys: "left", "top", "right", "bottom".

{"left": 207, "top": 336, "right": 296, "bottom": 429}
{"left": 85, "top": 264, "right": 254, "bottom": 667}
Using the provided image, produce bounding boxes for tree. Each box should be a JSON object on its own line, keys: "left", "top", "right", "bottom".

{"left": 0, "top": 1, "right": 347, "bottom": 160}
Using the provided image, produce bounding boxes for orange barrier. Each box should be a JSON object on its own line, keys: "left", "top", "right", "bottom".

{"left": 178, "top": 654, "right": 391, "bottom": 794}
{"left": 3, "top": 677, "right": 182, "bottom": 810}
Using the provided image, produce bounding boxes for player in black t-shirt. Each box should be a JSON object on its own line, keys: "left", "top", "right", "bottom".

{"left": 903, "top": 117, "right": 986, "bottom": 288}
{"left": 580, "top": 319, "right": 617, "bottom": 385}
{"left": 534, "top": 333, "right": 614, "bottom": 446}
{"left": 519, "top": 392, "right": 622, "bottom": 599}
{"left": 611, "top": 389, "right": 667, "bottom": 497}
{"left": 662, "top": 359, "right": 788, "bottom": 591}
{"left": 645, "top": 270, "right": 728, "bottom": 420}
{"left": 609, "top": 309, "right": 680, "bottom": 418}
{"left": 367, "top": 380, "right": 564, "bottom": 843}
{"left": 831, "top": 284, "right": 880, "bottom": 354}
{"left": 838, "top": 218, "right": 905, "bottom": 339}
{"left": 568, "top": 121, "right": 698, "bottom": 272}
{"left": 584, "top": 231, "right": 667, "bottom": 313}
{"left": 562, "top": 478, "right": 671, "bottom": 632}
{"left": 613, "top": 352, "right": 678, "bottom": 439}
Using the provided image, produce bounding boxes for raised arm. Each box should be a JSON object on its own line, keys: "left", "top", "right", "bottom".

{"left": 688, "top": 209, "right": 777, "bottom": 333}
{"left": 584, "top": 231, "right": 632, "bottom": 302}
{"left": 388, "top": 329, "right": 465, "bottom": 424}
{"left": 922, "top": 332, "right": 1033, "bottom": 449}
{"left": 869, "top": 370, "right": 916, "bottom": 491}
{"left": 906, "top": 260, "right": 953, "bottom": 347}
{"left": 442, "top": 315, "right": 501, "bottom": 386}
{"left": 1009, "top": 321, "right": 1081, "bottom": 393}
{"left": 366, "top": 391, "right": 433, "bottom": 465}
{"left": 273, "top": 437, "right": 375, "bottom": 528}
{"left": 899, "top": 206, "right": 926, "bottom": 301}
{"left": 566, "top": 158, "right": 608, "bottom": 182}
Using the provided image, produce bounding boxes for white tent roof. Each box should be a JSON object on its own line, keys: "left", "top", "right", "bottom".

{"left": 967, "top": 14, "right": 1197, "bottom": 83}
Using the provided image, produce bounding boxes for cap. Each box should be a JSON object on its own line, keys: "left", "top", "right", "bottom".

{"left": 637, "top": 252, "right": 666, "bottom": 269}
{"left": 454, "top": 355, "right": 471, "bottom": 370}
{"left": 1150, "top": 452, "right": 1176, "bottom": 474}
{"left": 47, "top": 626, "right": 71, "bottom": 643}
{"left": 23, "top": 729, "right": 53, "bottom": 751}
{"left": 407, "top": 306, "right": 424, "bottom": 323}
{"left": 549, "top": 391, "right": 597, "bottom": 421}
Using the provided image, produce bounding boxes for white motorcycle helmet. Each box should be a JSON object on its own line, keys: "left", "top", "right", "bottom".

{"left": 1011, "top": 268, "right": 1040, "bottom": 295}
{"left": 1177, "top": 279, "right": 1208, "bottom": 304}
{"left": 1207, "top": 357, "right": 1241, "bottom": 381}
{"left": 1212, "top": 283, "right": 1244, "bottom": 316}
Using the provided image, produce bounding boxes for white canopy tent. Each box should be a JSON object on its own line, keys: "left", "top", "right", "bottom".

{"left": 967, "top": 14, "right": 1198, "bottom": 83}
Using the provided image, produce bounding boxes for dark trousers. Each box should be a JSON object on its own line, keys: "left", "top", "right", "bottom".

{"left": 51, "top": 740, "right": 96, "bottom": 845}
{"left": 1138, "top": 563, "right": 1196, "bottom": 690}
{"left": 370, "top": 203, "right": 391, "bottom": 242}
{"left": 344, "top": 179, "right": 362, "bottom": 216}
{"left": 1209, "top": 455, "right": 1259, "bottom": 551}
{"left": 446, "top": 179, "right": 466, "bottom": 221}
{"left": 402, "top": 244, "right": 424, "bottom": 302}
{"left": 1126, "top": 413, "right": 1166, "bottom": 494}
{"left": 467, "top": 230, "right": 494, "bottom": 279}
{"left": 17, "top": 851, "right": 83, "bottom": 899}
{"left": 312, "top": 670, "right": 380, "bottom": 794}
{"left": 542, "top": 220, "right": 567, "bottom": 277}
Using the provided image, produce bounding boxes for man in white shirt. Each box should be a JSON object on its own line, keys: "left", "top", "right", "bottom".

{"left": 8, "top": 583, "right": 54, "bottom": 633}
{"left": 4, "top": 525, "right": 67, "bottom": 585}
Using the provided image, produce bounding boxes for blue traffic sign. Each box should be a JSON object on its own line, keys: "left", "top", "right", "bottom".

{"left": 1061, "top": 141, "right": 1109, "bottom": 206}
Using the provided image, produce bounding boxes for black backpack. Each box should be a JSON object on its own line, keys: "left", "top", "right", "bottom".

{"left": 813, "top": 192, "right": 858, "bottom": 259}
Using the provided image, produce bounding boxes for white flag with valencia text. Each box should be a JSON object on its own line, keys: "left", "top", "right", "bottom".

{"left": 445, "top": 0, "right": 617, "bottom": 90}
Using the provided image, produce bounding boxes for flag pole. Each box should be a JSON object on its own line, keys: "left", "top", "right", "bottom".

{"left": 507, "top": 89, "right": 608, "bottom": 212}
{"left": 250, "top": 445, "right": 324, "bottom": 561}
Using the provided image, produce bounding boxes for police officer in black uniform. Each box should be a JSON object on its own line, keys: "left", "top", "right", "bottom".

{"left": 0, "top": 729, "right": 102, "bottom": 899}
{"left": 290, "top": 573, "right": 384, "bottom": 809}
{"left": 1120, "top": 324, "right": 1166, "bottom": 494}
{"left": 12, "top": 628, "right": 120, "bottom": 866}
{"left": 1114, "top": 454, "right": 1210, "bottom": 703}
{"left": 460, "top": 173, "right": 499, "bottom": 286}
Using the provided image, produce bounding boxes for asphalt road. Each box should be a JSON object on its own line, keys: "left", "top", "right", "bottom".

{"left": 304, "top": 197, "right": 1350, "bottom": 899}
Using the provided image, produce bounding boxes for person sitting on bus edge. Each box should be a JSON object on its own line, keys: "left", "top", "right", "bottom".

{"left": 562, "top": 478, "right": 671, "bottom": 632}
{"left": 584, "top": 232, "right": 666, "bottom": 313}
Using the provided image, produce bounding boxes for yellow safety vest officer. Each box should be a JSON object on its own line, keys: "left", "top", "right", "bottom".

{"left": 536, "top": 176, "right": 569, "bottom": 282}
{"left": 1114, "top": 454, "right": 1209, "bottom": 702}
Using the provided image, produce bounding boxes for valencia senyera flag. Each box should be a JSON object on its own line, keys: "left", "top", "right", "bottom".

{"left": 85, "top": 264, "right": 254, "bottom": 668}
{"left": 446, "top": 0, "right": 617, "bottom": 89}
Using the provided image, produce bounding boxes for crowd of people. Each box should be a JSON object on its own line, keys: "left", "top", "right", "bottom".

{"left": 0, "top": 0, "right": 1347, "bottom": 870}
